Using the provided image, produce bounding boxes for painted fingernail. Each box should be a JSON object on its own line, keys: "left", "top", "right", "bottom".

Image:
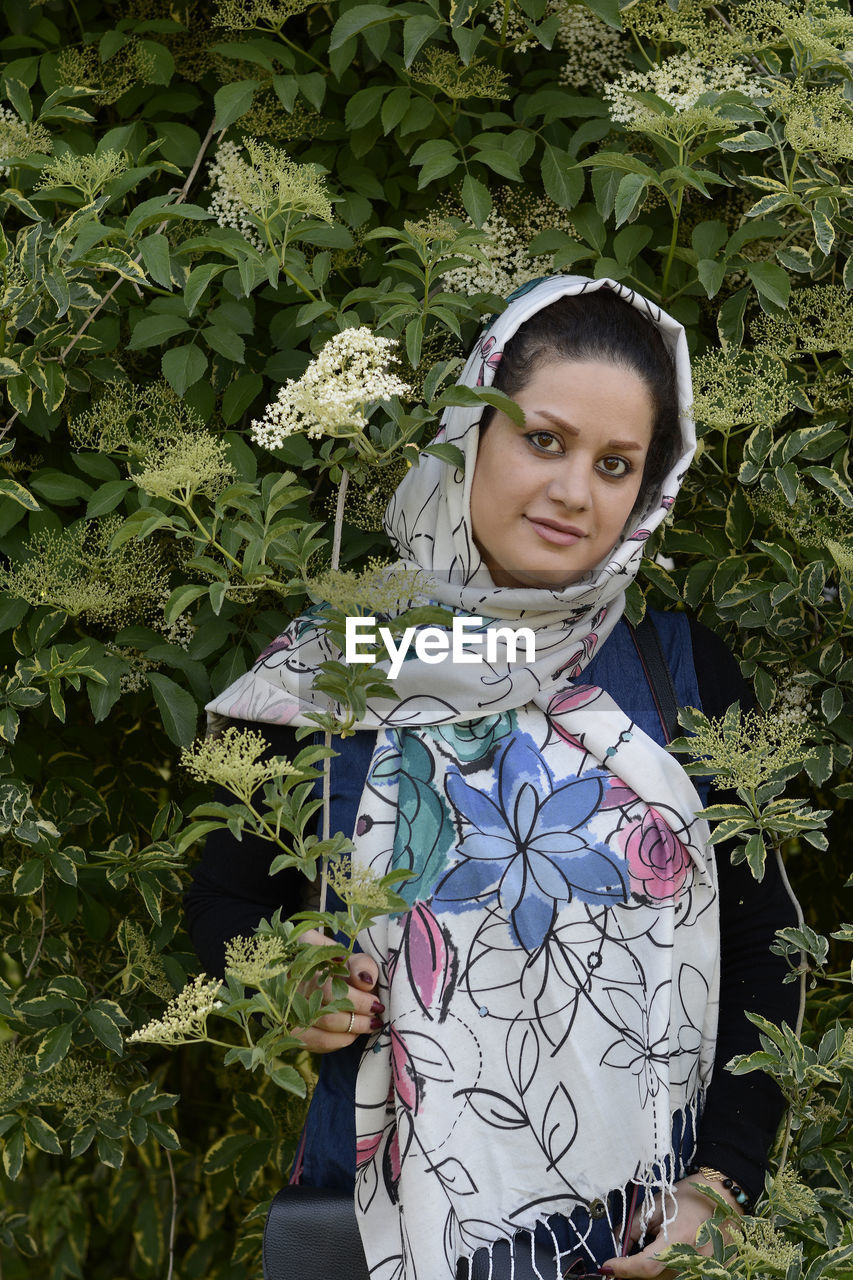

{"left": 600, "top": 1268, "right": 615, "bottom": 1276}
{"left": 370, "top": 1016, "right": 383, "bottom": 1030}
{"left": 358, "top": 970, "right": 374, "bottom": 985}
{"left": 371, "top": 1000, "right": 385, "bottom": 1013}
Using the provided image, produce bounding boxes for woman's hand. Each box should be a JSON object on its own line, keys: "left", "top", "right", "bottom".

{"left": 600, "top": 1174, "right": 745, "bottom": 1277}
{"left": 293, "top": 928, "right": 383, "bottom": 1053}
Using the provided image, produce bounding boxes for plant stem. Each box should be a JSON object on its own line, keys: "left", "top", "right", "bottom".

{"left": 661, "top": 183, "right": 685, "bottom": 301}
{"left": 319, "top": 469, "right": 350, "bottom": 919}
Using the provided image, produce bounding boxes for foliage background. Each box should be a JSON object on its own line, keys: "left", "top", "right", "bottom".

{"left": 0, "top": 0, "right": 852, "bottom": 1275}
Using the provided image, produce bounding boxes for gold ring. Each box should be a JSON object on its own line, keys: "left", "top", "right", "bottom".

{"left": 346, "top": 1011, "right": 356, "bottom": 1035}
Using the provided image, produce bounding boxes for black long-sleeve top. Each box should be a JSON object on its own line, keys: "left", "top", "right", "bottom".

{"left": 185, "top": 618, "right": 801, "bottom": 1201}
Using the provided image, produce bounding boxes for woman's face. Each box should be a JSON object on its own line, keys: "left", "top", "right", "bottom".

{"left": 470, "top": 358, "right": 655, "bottom": 590}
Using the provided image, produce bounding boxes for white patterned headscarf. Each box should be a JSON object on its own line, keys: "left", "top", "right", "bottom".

{"left": 207, "top": 277, "right": 719, "bottom": 1280}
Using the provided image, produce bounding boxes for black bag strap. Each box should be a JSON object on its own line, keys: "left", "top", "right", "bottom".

{"left": 626, "top": 615, "right": 680, "bottom": 744}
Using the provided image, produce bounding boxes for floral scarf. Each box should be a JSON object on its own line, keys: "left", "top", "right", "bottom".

{"left": 206, "top": 277, "right": 719, "bottom": 1279}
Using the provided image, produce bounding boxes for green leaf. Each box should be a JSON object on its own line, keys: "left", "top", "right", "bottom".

{"left": 718, "top": 130, "right": 772, "bottom": 151}
{"left": 203, "top": 324, "right": 245, "bottom": 363}
{"left": 403, "top": 14, "right": 442, "bottom": 66}
{"left": 696, "top": 258, "right": 726, "bottom": 299}
{"left": 213, "top": 79, "right": 258, "bottom": 130}
{"left": 471, "top": 148, "right": 521, "bottom": 182}
{"left": 0, "top": 478, "right": 40, "bottom": 511}
{"left": 85, "top": 479, "right": 133, "bottom": 519}
{"left": 541, "top": 145, "right": 584, "bottom": 210}
{"left": 185, "top": 262, "right": 229, "bottom": 316}
{"left": 746, "top": 261, "right": 790, "bottom": 310}
{"left": 77, "top": 248, "right": 148, "bottom": 285}
{"left": 613, "top": 173, "right": 647, "bottom": 227}
{"left": 581, "top": 0, "right": 622, "bottom": 29}
{"left": 138, "top": 233, "right": 172, "bottom": 289}
{"left": 13, "top": 857, "right": 44, "bottom": 896}
{"left": 3, "top": 1127, "right": 25, "bottom": 1180}
{"left": 161, "top": 345, "right": 207, "bottom": 396}
{"left": 128, "top": 314, "right": 190, "bottom": 349}
{"left": 24, "top": 1116, "right": 62, "bottom": 1156}
{"left": 222, "top": 372, "right": 264, "bottom": 425}
{"left": 461, "top": 174, "right": 491, "bottom": 227}
{"left": 330, "top": 5, "right": 400, "bottom": 52}
{"left": 0, "top": 357, "right": 22, "bottom": 377}
{"left": 147, "top": 672, "right": 199, "bottom": 747}
{"left": 84, "top": 1005, "right": 125, "bottom": 1055}
{"left": 421, "top": 442, "right": 466, "bottom": 471}
{"left": 811, "top": 203, "right": 835, "bottom": 256}
{"left": 4, "top": 77, "right": 33, "bottom": 123}
{"left": 717, "top": 285, "right": 749, "bottom": 349}
{"left": 807, "top": 466, "right": 853, "bottom": 507}
{"left": 35, "top": 1021, "right": 74, "bottom": 1072}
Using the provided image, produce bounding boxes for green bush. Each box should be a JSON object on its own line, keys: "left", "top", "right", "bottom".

{"left": 0, "top": 0, "right": 851, "bottom": 1275}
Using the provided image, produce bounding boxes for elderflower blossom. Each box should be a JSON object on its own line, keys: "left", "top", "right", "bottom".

{"left": 604, "top": 53, "right": 756, "bottom": 131}
{"left": 36, "top": 149, "right": 128, "bottom": 200}
{"left": 769, "top": 1165, "right": 820, "bottom": 1221}
{"left": 690, "top": 349, "right": 794, "bottom": 436}
{"left": 225, "top": 934, "right": 295, "bottom": 987}
{"left": 557, "top": 5, "right": 632, "bottom": 92}
{"left": 207, "top": 139, "right": 264, "bottom": 250}
{"left": 131, "top": 433, "right": 235, "bottom": 504}
{"left": 214, "top": 0, "right": 313, "bottom": 29}
{"left": 683, "top": 706, "right": 811, "bottom": 792}
{"left": 770, "top": 681, "right": 815, "bottom": 731}
{"left": 0, "top": 105, "right": 51, "bottom": 176}
{"left": 309, "top": 559, "right": 430, "bottom": 619}
{"left": 251, "top": 328, "right": 411, "bottom": 451}
{"left": 772, "top": 81, "right": 853, "bottom": 165}
{"left": 325, "top": 860, "right": 404, "bottom": 914}
{"left": 128, "top": 974, "right": 222, "bottom": 1046}
{"left": 442, "top": 190, "right": 576, "bottom": 296}
{"left": 0, "top": 517, "right": 167, "bottom": 625}
{"left": 487, "top": 0, "right": 538, "bottom": 52}
{"left": 751, "top": 285, "right": 853, "bottom": 359}
{"left": 207, "top": 137, "right": 332, "bottom": 254}
{"left": 409, "top": 49, "right": 511, "bottom": 100}
{"left": 183, "top": 726, "right": 298, "bottom": 797}
{"left": 728, "top": 1220, "right": 801, "bottom": 1273}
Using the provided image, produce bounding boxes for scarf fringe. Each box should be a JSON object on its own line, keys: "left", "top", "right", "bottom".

{"left": 454, "top": 1100, "right": 702, "bottom": 1279}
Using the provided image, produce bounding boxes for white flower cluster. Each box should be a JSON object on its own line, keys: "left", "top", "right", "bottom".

{"left": 771, "top": 681, "right": 815, "bottom": 730}
{"left": 486, "top": 1, "right": 537, "bottom": 52}
{"left": 604, "top": 52, "right": 756, "bottom": 126}
{"left": 207, "top": 138, "right": 264, "bottom": 250}
{"left": 251, "top": 327, "right": 412, "bottom": 450}
{"left": 442, "top": 203, "right": 572, "bottom": 297}
{"left": 557, "top": 5, "right": 632, "bottom": 92}
{"left": 127, "top": 974, "right": 222, "bottom": 1046}
{"left": 0, "top": 104, "right": 51, "bottom": 178}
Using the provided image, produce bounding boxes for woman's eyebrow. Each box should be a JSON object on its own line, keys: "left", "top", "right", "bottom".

{"left": 533, "top": 408, "right": 647, "bottom": 451}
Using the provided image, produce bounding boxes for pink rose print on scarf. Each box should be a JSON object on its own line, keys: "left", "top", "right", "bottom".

{"left": 600, "top": 779, "right": 640, "bottom": 811}
{"left": 621, "top": 807, "right": 691, "bottom": 903}
{"left": 547, "top": 684, "right": 603, "bottom": 746}
{"left": 357, "top": 1131, "right": 383, "bottom": 1169}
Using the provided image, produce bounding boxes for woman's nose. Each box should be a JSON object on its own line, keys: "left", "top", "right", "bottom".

{"left": 547, "top": 460, "right": 592, "bottom": 510}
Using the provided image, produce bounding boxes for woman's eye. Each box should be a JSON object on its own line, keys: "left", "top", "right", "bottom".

{"left": 527, "top": 431, "right": 562, "bottom": 453}
{"left": 598, "top": 455, "right": 630, "bottom": 478}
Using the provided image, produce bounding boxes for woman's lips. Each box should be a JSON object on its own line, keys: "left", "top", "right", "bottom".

{"left": 525, "top": 517, "right": 586, "bottom": 546}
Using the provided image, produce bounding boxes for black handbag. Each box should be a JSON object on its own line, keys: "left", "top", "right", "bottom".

{"left": 262, "top": 1189, "right": 611, "bottom": 1280}
{"left": 262, "top": 1185, "right": 371, "bottom": 1280}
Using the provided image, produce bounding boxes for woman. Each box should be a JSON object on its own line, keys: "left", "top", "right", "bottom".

{"left": 189, "top": 277, "right": 800, "bottom": 1279}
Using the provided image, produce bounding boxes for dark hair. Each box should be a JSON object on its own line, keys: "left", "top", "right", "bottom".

{"left": 481, "top": 288, "right": 681, "bottom": 506}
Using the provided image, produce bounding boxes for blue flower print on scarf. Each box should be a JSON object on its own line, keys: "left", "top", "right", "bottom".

{"left": 432, "top": 732, "right": 630, "bottom": 951}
